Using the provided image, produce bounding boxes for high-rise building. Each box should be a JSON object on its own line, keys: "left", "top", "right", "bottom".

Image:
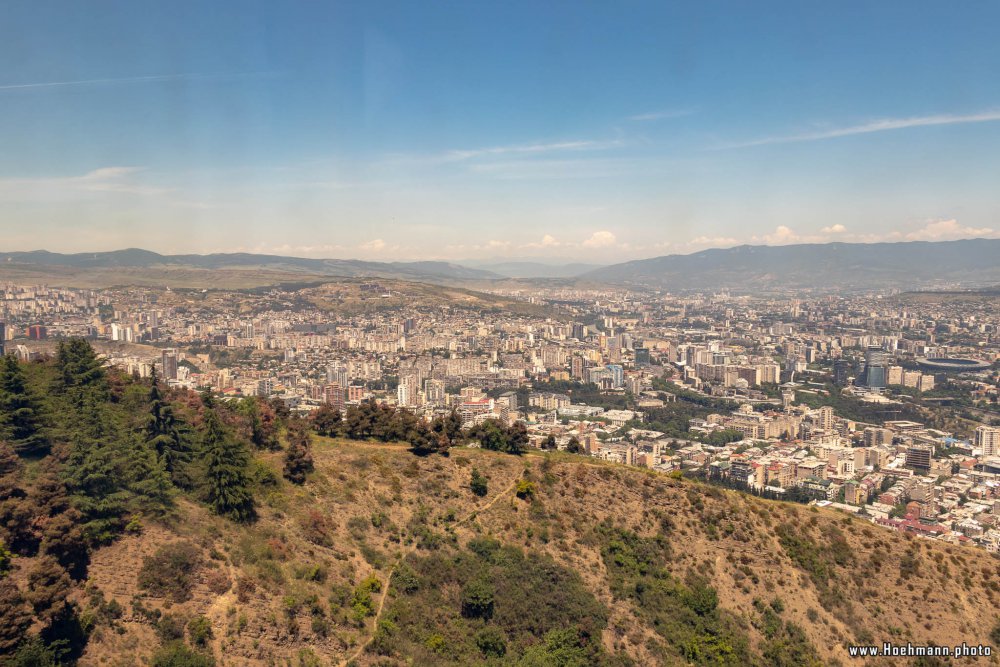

{"left": 858, "top": 347, "right": 888, "bottom": 390}
{"left": 0, "top": 321, "right": 5, "bottom": 356}
{"left": 324, "top": 383, "right": 345, "bottom": 411}
{"left": 26, "top": 324, "right": 47, "bottom": 340}
{"left": 606, "top": 364, "right": 624, "bottom": 388}
{"left": 817, "top": 406, "right": 834, "bottom": 431}
{"left": 975, "top": 425, "right": 1000, "bottom": 458}
{"left": 423, "top": 378, "right": 446, "bottom": 405}
{"left": 905, "top": 444, "right": 933, "bottom": 473}
{"left": 161, "top": 348, "right": 179, "bottom": 380}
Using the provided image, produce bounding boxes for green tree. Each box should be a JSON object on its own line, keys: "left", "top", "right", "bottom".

{"left": 282, "top": 418, "right": 314, "bottom": 484}
{"left": 63, "top": 439, "right": 132, "bottom": 545}
{"left": 202, "top": 406, "right": 256, "bottom": 522}
{"left": 444, "top": 409, "right": 464, "bottom": 443}
{"left": 310, "top": 404, "right": 342, "bottom": 437}
{"left": 144, "top": 367, "right": 193, "bottom": 487}
{"left": 238, "top": 397, "right": 278, "bottom": 450}
{"left": 0, "top": 442, "right": 37, "bottom": 555}
{"left": 0, "top": 355, "right": 49, "bottom": 456}
{"left": 53, "top": 339, "right": 109, "bottom": 406}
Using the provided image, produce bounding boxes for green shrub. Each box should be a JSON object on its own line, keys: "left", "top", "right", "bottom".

{"left": 476, "top": 626, "right": 507, "bottom": 658}
{"left": 187, "top": 615, "right": 213, "bottom": 647}
{"left": 138, "top": 542, "right": 202, "bottom": 603}
{"left": 514, "top": 479, "right": 536, "bottom": 499}
{"left": 156, "top": 612, "right": 188, "bottom": 642}
{"left": 460, "top": 576, "right": 495, "bottom": 619}
{"left": 151, "top": 642, "right": 215, "bottom": 667}
{"left": 470, "top": 468, "right": 489, "bottom": 497}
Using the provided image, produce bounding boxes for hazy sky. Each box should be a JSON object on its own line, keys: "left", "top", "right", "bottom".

{"left": 2, "top": 1, "right": 1000, "bottom": 262}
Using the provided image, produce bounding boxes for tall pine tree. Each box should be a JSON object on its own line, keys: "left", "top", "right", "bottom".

{"left": 0, "top": 355, "right": 49, "bottom": 456}
{"left": 282, "top": 418, "right": 314, "bottom": 484}
{"left": 143, "top": 367, "right": 192, "bottom": 487}
{"left": 202, "top": 402, "right": 256, "bottom": 522}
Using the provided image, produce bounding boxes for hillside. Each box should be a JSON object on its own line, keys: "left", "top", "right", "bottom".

{"left": 2, "top": 344, "right": 999, "bottom": 666}
{"left": 0, "top": 249, "right": 502, "bottom": 288}
{"left": 72, "top": 443, "right": 1000, "bottom": 667}
{"left": 583, "top": 239, "right": 1000, "bottom": 292}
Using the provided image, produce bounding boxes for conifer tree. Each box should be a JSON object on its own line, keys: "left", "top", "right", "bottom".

{"left": 202, "top": 405, "right": 256, "bottom": 522}
{"left": 445, "top": 408, "right": 464, "bottom": 443}
{"left": 126, "top": 434, "right": 174, "bottom": 518}
{"left": 0, "top": 355, "right": 49, "bottom": 456}
{"left": 144, "top": 367, "right": 192, "bottom": 487}
{"left": 282, "top": 418, "right": 314, "bottom": 484}
{"left": 239, "top": 397, "right": 278, "bottom": 450}
{"left": 64, "top": 441, "right": 131, "bottom": 545}
{"left": 25, "top": 555, "right": 72, "bottom": 627}
{"left": 0, "top": 576, "right": 32, "bottom": 655}
{"left": 54, "top": 339, "right": 108, "bottom": 398}
{"left": 38, "top": 508, "right": 89, "bottom": 580}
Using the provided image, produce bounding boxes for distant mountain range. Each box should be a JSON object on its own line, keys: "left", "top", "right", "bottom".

{"left": 3, "top": 239, "right": 999, "bottom": 291}
{"left": 0, "top": 249, "right": 504, "bottom": 282}
{"left": 461, "top": 261, "right": 605, "bottom": 279}
{"left": 582, "top": 238, "right": 1000, "bottom": 291}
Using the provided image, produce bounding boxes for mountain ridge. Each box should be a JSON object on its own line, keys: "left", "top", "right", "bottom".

{"left": 583, "top": 238, "right": 1000, "bottom": 291}
{"left": 0, "top": 248, "right": 504, "bottom": 282}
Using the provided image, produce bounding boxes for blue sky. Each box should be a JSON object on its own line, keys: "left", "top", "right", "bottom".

{"left": 2, "top": 1, "right": 999, "bottom": 262}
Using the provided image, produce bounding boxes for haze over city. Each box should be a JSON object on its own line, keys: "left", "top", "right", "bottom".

{"left": 3, "top": 1, "right": 1000, "bottom": 261}
{"left": 5, "top": 3, "right": 1000, "bottom": 667}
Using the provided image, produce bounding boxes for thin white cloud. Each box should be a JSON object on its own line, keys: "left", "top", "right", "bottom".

{"left": 0, "top": 166, "right": 168, "bottom": 198}
{"left": 720, "top": 109, "right": 1000, "bottom": 149}
{"left": 688, "top": 236, "right": 741, "bottom": 249}
{"left": 821, "top": 224, "right": 847, "bottom": 234}
{"left": 232, "top": 243, "right": 347, "bottom": 258}
{"left": 905, "top": 218, "right": 995, "bottom": 241}
{"left": 468, "top": 157, "right": 630, "bottom": 180}
{"left": 650, "top": 236, "right": 742, "bottom": 254}
{"left": 522, "top": 234, "right": 562, "bottom": 249}
{"left": 755, "top": 225, "right": 798, "bottom": 244}
{"left": 360, "top": 239, "right": 386, "bottom": 251}
{"left": 0, "top": 71, "right": 273, "bottom": 92}
{"left": 627, "top": 109, "right": 694, "bottom": 122}
{"left": 443, "top": 139, "right": 621, "bottom": 162}
{"left": 582, "top": 230, "right": 617, "bottom": 248}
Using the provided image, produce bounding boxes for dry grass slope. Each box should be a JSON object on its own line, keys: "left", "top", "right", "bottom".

{"left": 74, "top": 439, "right": 1000, "bottom": 666}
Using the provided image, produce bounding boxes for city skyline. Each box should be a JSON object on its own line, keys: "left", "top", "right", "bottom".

{"left": 3, "top": 1, "right": 1000, "bottom": 261}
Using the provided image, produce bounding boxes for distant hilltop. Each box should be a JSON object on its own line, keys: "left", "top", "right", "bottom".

{"left": 0, "top": 248, "right": 504, "bottom": 283}
{"left": 582, "top": 238, "right": 1000, "bottom": 292}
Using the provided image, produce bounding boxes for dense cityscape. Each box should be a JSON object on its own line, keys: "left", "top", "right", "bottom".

{"left": 7, "top": 2, "right": 1000, "bottom": 663}
{"left": 5, "top": 279, "right": 999, "bottom": 553}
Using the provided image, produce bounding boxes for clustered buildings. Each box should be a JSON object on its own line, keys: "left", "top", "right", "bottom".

{"left": 2, "top": 280, "right": 999, "bottom": 550}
